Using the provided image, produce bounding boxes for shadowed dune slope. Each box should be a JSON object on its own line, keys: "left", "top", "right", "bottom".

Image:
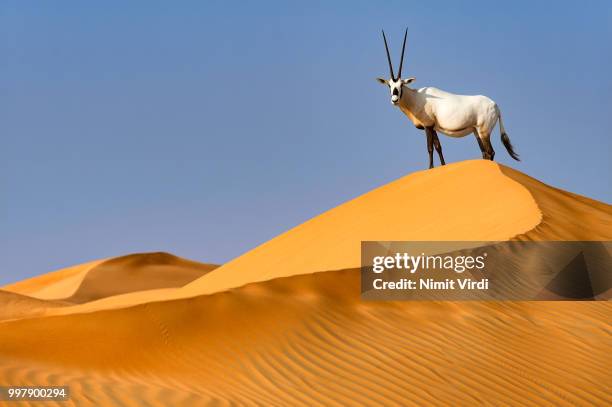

{"left": 0, "top": 290, "right": 68, "bottom": 322}
{"left": 2, "top": 259, "right": 108, "bottom": 300}
{"left": 500, "top": 166, "right": 611, "bottom": 240}
{"left": 62, "top": 252, "right": 218, "bottom": 304}
{"left": 2, "top": 253, "right": 218, "bottom": 304}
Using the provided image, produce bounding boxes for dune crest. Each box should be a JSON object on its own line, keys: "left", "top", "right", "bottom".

{"left": 2, "top": 258, "right": 108, "bottom": 300}
{"left": 182, "top": 160, "right": 545, "bottom": 297}
{"left": 61, "top": 252, "right": 218, "bottom": 304}
{"left": 500, "top": 166, "right": 612, "bottom": 240}
{"left": 1, "top": 253, "right": 218, "bottom": 318}
{"left": 48, "top": 160, "right": 555, "bottom": 315}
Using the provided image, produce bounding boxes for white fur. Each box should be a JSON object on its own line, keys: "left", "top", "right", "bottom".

{"left": 378, "top": 78, "right": 506, "bottom": 146}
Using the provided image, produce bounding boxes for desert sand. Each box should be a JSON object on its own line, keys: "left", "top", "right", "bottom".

{"left": 0, "top": 160, "right": 610, "bottom": 406}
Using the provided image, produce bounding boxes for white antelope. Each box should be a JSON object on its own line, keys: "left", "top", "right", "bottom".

{"left": 377, "top": 29, "right": 520, "bottom": 168}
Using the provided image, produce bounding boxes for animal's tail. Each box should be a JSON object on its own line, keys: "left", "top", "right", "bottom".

{"left": 497, "top": 107, "right": 520, "bottom": 161}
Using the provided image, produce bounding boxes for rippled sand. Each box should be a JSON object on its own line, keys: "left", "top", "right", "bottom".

{"left": 1, "top": 160, "right": 610, "bottom": 406}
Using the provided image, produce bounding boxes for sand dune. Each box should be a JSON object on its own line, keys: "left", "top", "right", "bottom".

{"left": 3, "top": 252, "right": 218, "bottom": 304}
{"left": 2, "top": 258, "right": 108, "bottom": 300}
{"left": 0, "top": 253, "right": 217, "bottom": 322}
{"left": 45, "top": 160, "right": 610, "bottom": 315}
{"left": 45, "top": 160, "right": 544, "bottom": 314}
{"left": 499, "top": 165, "right": 612, "bottom": 240}
{"left": 0, "top": 160, "right": 610, "bottom": 406}
{"left": 0, "top": 290, "right": 67, "bottom": 322}
{"left": 184, "top": 161, "right": 610, "bottom": 298}
{"left": 181, "top": 160, "right": 543, "bottom": 297}
{"left": 0, "top": 271, "right": 610, "bottom": 406}
{"left": 60, "top": 252, "right": 217, "bottom": 304}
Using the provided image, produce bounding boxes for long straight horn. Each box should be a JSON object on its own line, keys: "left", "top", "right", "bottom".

{"left": 398, "top": 28, "right": 407, "bottom": 79}
{"left": 382, "top": 30, "right": 395, "bottom": 80}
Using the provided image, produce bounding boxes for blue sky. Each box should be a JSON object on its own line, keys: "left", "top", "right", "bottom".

{"left": 1, "top": 1, "right": 611, "bottom": 284}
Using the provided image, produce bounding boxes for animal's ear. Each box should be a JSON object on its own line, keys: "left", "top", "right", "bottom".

{"left": 376, "top": 77, "right": 388, "bottom": 85}
{"left": 402, "top": 77, "right": 416, "bottom": 85}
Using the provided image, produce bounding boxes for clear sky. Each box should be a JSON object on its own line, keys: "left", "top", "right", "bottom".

{"left": 1, "top": 1, "right": 611, "bottom": 284}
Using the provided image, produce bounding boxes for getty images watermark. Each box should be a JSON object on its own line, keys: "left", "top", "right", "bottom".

{"left": 372, "top": 250, "right": 489, "bottom": 291}
{"left": 361, "top": 241, "right": 611, "bottom": 301}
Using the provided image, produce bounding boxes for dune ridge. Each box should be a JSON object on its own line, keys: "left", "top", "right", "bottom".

{"left": 0, "top": 253, "right": 219, "bottom": 321}
{"left": 44, "top": 160, "right": 549, "bottom": 315}
{"left": 2, "top": 258, "right": 108, "bottom": 300}
{"left": 2, "top": 252, "right": 218, "bottom": 304}
{"left": 0, "top": 160, "right": 610, "bottom": 406}
{"left": 39, "top": 160, "right": 611, "bottom": 317}
{"left": 499, "top": 165, "right": 612, "bottom": 241}
{"left": 181, "top": 160, "right": 544, "bottom": 297}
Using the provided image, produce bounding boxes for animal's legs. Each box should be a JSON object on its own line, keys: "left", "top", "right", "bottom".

{"left": 425, "top": 127, "right": 434, "bottom": 169}
{"left": 473, "top": 129, "right": 486, "bottom": 159}
{"left": 475, "top": 128, "right": 495, "bottom": 160}
{"left": 483, "top": 135, "right": 495, "bottom": 161}
{"left": 431, "top": 130, "right": 446, "bottom": 165}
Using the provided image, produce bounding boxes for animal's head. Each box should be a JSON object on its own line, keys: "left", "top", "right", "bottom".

{"left": 376, "top": 29, "right": 415, "bottom": 106}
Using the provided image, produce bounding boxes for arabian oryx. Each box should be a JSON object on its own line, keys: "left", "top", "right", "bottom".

{"left": 376, "top": 29, "right": 520, "bottom": 168}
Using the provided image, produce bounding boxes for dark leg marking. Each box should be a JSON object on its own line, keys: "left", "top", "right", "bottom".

{"left": 483, "top": 138, "right": 495, "bottom": 161}
{"left": 425, "top": 127, "right": 434, "bottom": 169}
{"left": 474, "top": 133, "right": 486, "bottom": 159}
{"left": 432, "top": 130, "right": 446, "bottom": 165}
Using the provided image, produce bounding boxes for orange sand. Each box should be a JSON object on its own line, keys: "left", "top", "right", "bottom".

{"left": 0, "top": 160, "right": 610, "bottom": 406}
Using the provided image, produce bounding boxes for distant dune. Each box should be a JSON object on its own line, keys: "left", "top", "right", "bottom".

{"left": 3, "top": 258, "right": 108, "bottom": 300}
{"left": 1, "top": 253, "right": 218, "bottom": 320}
{"left": 3, "top": 252, "right": 218, "bottom": 304}
{"left": 0, "top": 160, "right": 610, "bottom": 406}
{"left": 0, "top": 290, "right": 67, "bottom": 322}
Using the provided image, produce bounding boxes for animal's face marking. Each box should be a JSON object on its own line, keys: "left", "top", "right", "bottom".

{"left": 376, "top": 78, "right": 404, "bottom": 105}
{"left": 389, "top": 79, "right": 403, "bottom": 105}
{"left": 377, "top": 77, "right": 416, "bottom": 106}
